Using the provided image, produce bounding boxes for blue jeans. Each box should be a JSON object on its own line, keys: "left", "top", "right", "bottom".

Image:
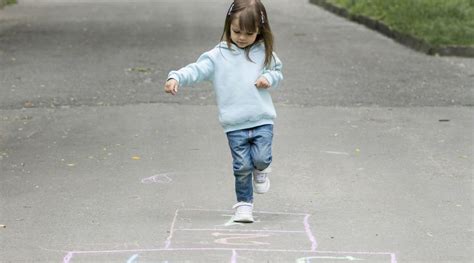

{"left": 226, "top": 124, "right": 273, "bottom": 203}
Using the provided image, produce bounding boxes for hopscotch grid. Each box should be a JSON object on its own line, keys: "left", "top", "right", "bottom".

{"left": 63, "top": 248, "right": 397, "bottom": 263}
{"left": 168, "top": 209, "right": 318, "bottom": 252}
{"left": 62, "top": 208, "right": 397, "bottom": 263}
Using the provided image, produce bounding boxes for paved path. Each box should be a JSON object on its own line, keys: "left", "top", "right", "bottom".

{"left": 1, "top": 0, "right": 472, "bottom": 262}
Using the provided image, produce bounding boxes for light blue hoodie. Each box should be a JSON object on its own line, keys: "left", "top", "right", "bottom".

{"left": 168, "top": 41, "right": 283, "bottom": 133}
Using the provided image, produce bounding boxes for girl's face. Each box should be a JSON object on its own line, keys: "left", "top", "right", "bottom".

{"left": 230, "top": 17, "right": 258, "bottom": 48}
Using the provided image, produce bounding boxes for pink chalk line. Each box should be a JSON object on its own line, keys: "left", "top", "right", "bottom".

{"left": 303, "top": 214, "right": 318, "bottom": 251}
{"left": 231, "top": 249, "right": 237, "bottom": 263}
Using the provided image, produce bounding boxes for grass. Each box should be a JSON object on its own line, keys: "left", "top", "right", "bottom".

{"left": 1, "top": 0, "right": 16, "bottom": 8}
{"left": 326, "top": 0, "right": 474, "bottom": 46}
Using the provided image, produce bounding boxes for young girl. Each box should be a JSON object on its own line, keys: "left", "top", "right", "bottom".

{"left": 164, "top": 0, "right": 283, "bottom": 223}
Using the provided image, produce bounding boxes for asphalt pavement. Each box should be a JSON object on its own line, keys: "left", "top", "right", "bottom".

{"left": 0, "top": 0, "right": 473, "bottom": 262}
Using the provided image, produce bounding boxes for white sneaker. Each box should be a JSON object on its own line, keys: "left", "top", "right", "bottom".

{"left": 232, "top": 202, "right": 254, "bottom": 223}
{"left": 253, "top": 167, "right": 271, "bottom": 194}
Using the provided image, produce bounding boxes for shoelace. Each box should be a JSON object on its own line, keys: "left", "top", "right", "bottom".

{"left": 255, "top": 172, "right": 267, "bottom": 183}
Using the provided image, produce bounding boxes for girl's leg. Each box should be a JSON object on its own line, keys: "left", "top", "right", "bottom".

{"left": 250, "top": 124, "right": 273, "bottom": 194}
{"left": 250, "top": 124, "right": 273, "bottom": 171}
{"left": 227, "top": 129, "right": 254, "bottom": 203}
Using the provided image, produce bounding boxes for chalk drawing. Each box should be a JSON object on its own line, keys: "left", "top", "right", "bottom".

{"left": 167, "top": 209, "right": 314, "bottom": 250}
{"left": 304, "top": 214, "right": 318, "bottom": 251}
{"left": 231, "top": 249, "right": 237, "bottom": 263}
{"left": 126, "top": 254, "right": 139, "bottom": 263}
{"left": 212, "top": 232, "right": 271, "bottom": 246}
{"left": 141, "top": 173, "right": 172, "bottom": 184}
{"left": 62, "top": 248, "right": 397, "bottom": 263}
{"left": 61, "top": 208, "right": 397, "bottom": 263}
{"left": 164, "top": 209, "right": 179, "bottom": 249}
{"left": 63, "top": 252, "right": 73, "bottom": 263}
{"left": 62, "top": 248, "right": 396, "bottom": 263}
{"left": 296, "top": 255, "right": 363, "bottom": 262}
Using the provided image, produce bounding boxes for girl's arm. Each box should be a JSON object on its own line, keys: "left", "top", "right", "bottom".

{"left": 166, "top": 52, "right": 214, "bottom": 90}
{"left": 260, "top": 52, "right": 283, "bottom": 88}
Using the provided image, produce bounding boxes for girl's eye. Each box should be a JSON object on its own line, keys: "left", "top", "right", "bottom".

{"left": 246, "top": 32, "right": 255, "bottom": 36}
{"left": 232, "top": 30, "right": 240, "bottom": 34}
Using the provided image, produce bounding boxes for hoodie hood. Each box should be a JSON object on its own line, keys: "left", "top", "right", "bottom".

{"left": 216, "top": 41, "right": 264, "bottom": 55}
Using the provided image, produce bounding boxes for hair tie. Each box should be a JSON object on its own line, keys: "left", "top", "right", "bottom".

{"left": 261, "top": 11, "right": 265, "bottom": 24}
{"left": 228, "top": 2, "right": 235, "bottom": 16}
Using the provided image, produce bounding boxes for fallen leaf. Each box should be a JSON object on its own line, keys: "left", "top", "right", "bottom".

{"left": 24, "top": 101, "right": 34, "bottom": 108}
{"left": 131, "top": 156, "right": 141, "bottom": 160}
{"left": 129, "top": 67, "right": 152, "bottom": 73}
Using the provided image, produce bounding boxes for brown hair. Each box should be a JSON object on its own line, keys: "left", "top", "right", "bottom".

{"left": 220, "top": 0, "right": 274, "bottom": 68}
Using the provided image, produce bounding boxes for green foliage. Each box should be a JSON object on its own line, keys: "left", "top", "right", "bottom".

{"left": 327, "top": 0, "right": 474, "bottom": 46}
{"left": 1, "top": 0, "right": 17, "bottom": 8}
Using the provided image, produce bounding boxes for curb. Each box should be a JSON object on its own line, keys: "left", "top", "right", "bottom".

{"left": 309, "top": 0, "right": 474, "bottom": 58}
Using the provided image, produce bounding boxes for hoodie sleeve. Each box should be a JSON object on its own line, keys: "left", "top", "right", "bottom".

{"left": 167, "top": 51, "right": 214, "bottom": 87}
{"left": 261, "top": 52, "right": 283, "bottom": 89}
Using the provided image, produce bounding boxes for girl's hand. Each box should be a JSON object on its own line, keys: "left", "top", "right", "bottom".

{"left": 164, "top": 79, "right": 179, "bottom": 95}
{"left": 255, "top": 76, "right": 271, "bottom": 89}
